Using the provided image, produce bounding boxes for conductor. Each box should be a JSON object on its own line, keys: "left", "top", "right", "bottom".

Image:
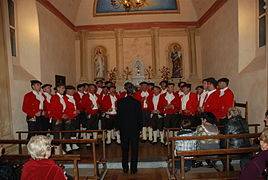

{"left": 117, "top": 82, "right": 143, "bottom": 174}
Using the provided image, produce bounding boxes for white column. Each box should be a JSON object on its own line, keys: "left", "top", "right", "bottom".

{"left": 115, "top": 29, "right": 124, "bottom": 79}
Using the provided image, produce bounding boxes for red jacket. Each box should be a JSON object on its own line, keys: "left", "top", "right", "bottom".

{"left": 181, "top": 92, "right": 198, "bottom": 116}
{"left": 81, "top": 93, "right": 101, "bottom": 114}
{"left": 133, "top": 90, "right": 153, "bottom": 111}
{"left": 118, "top": 91, "right": 127, "bottom": 100}
{"left": 101, "top": 94, "right": 118, "bottom": 114}
{"left": 219, "top": 88, "right": 234, "bottom": 118}
{"left": 21, "top": 159, "right": 66, "bottom": 180}
{"left": 73, "top": 92, "right": 84, "bottom": 111}
{"left": 203, "top": 89, "right": 221, "bottom": 120}
{"left": 50, "top": 94, "right": 64, "bottom": 120}
{"left": 158, "top": 92, "right": 181, "bottom": 114}
{"left": 63, "top": 95, "right": 77, "bottom": 120}
{"left": 147, "top": 94, "right": 161, "bottom": 113}
{"left": 22, "top": 92, "right": 42, "bottom": 117}
{"left": 42, "top": 93, "right": 51, "bottom": 118}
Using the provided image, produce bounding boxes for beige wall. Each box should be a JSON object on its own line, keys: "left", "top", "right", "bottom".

{"left": 200, "top": 0, "right": 267, "bottom": 130}
{"left": 37, "top": 3, "right": 76, "bottom": 85}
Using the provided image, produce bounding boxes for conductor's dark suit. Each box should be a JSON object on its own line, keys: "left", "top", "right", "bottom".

{"left": 117, "top": 95, "right": 143, "bottom": 172}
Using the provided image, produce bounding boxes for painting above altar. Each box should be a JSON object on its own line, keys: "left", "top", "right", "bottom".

{"left": 94, "top": 0, "right": 180, "bottom": 16}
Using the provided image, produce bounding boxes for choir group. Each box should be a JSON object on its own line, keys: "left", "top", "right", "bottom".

{"left": 22, "top": 77, "right": 234, "bottom": 152}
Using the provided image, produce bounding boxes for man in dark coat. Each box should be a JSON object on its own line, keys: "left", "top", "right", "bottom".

{"left": 117, "top": 82, "right": 143, "bottom": 174}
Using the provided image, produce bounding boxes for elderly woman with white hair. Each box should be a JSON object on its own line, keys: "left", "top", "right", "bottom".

{"left": 21, "top": 135, "right": 66, "bottom": 180}
{"left": 220, "top": 107, "right": 251, "bottom": 171}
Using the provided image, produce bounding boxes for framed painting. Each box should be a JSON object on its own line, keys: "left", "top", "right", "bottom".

{"left": 55, "top": 75, "right": 66, "bottom": 87}
{"left": 94, "top": 0, "right": 180, "bottom": 16}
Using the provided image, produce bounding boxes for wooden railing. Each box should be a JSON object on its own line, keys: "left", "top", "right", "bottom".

{"left": 0, "top": 138, "right": 106, "bottom": 180}
{"left": 167, "top": 133, "right": 260, "bottom": 180}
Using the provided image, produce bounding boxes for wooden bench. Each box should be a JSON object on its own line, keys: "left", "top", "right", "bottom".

{"left": 165, "top": 124, "right": 260, "bottom": 158}
{"left": 0, "top": 139, "right": 106, "bottom": 180}
{"left": 1, "top": 154, "right": 80, "bottom": 180}
{"left": 16, "top": 130, "right": 107, "bottom": 159}
{"left": 167, "top": 133, "right": 260, "bottom": 180}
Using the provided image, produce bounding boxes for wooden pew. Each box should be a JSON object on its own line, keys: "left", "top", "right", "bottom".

{"left": 16, "top": 130, "right": 107, "bottom": 159}
{"left": 167, "top": 133, "right": 260, "bottom": 180}
{"left": 164, "top": 124, "right": 260, "bottom": 158}
{"left": 1, "top": 154, "right": 80, "bottom": 180}
{"left": 0, "top": 139, "right": 106, "bottom": 180}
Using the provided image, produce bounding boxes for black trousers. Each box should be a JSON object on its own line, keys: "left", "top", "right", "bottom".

{"left": 26, "top": 116, "right": 44, "bottom": 139}
{"left": 86, "top": 114, "right": 99, "bottom": 130}
{"left": 41, "top": 117, "right": 50, "bottom": 132}
{"left": 121, "top": 132, "right": 139, "bottom": 171}
{"left": 78, "top": 111, "right": 87, "bottom": 129}
{"left": 51, "top": 119, "right": 63, "bottom": 140}
{"left": 103, "top": 115, "right": 117, "bottom": 130}
{"left": 181, "top": 115, "right": 200, "bottom": 127}
{"left": 164, "top": 114, "right": 178, "bottom": 128}
{"left": 142, "top": 110, "right": 150, "bottom": 127}
{"left": 63, "top": 119, "right": 76, "bottom": 139}
{"left": 150, "top": 114, "right": 164, "bottom": 131}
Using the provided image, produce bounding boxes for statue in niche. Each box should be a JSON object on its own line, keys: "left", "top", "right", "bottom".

{"left": 93, "top": 46, "right": 107, "bottom": 79}
{"left": 168, "top": 43, "right": 182, "bottom": 78}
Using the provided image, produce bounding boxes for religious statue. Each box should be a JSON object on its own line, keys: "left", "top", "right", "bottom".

{"left": 145, "top": 66, "right": 153, "bottom": 79}
{"left": 123, "top": 66, "right": 132, "bottom": 80}
{"left": 93, "top": 46, "right": 107, "bottom": 79}
{"left": 107, "top": 67, "right": 117, "bottom": 84}
{"left": 168, "top": 43, "right": 182, "bottom": 78}
{"left": 159, "top": 66, "right": 170, "bottom": 81}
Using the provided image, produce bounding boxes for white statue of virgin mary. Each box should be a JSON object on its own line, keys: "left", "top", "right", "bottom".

{"left": 94, "top": 47, "right": 106, "bottom": 78}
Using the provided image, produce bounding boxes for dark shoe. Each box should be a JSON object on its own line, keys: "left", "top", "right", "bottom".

{"left": 123, "top": 168, "right": 128, "bottom": 174}
{"left": 131, "top": 169, "right": 137, "bottom": 174}
{"left": 192, "top": 161, "right": 203, "bottom": 168}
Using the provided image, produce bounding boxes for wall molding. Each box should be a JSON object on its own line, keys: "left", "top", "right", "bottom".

{"left": 36, "top": 0, "right": 228, "bottom": 32}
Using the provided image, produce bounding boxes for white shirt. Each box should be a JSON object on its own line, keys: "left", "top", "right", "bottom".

{"left": 78, "top": 91, "right": 84, "bottom": 99}
{"left": 204, "top": 89, "right": 217, "bottom": 103}
{"left": 66, "top": 94, "right": 76, "bottom": 110}
{"left": 89, "top": 93, "right": 98, "bottom": 110}
{"left": 161, "top": 88, "right": 167, "bottom": 94}
{"left": 32, "top": 90, "right": 44, "bottom": 110}
{"left": 141, "top": 91, "right": 149, "bottom": 108}
{"left": 97, "top": 87, "right": 102, "bottom": 95}
{"left": 199, "top": 90, "right": 207, "bottom": 108}
{"left": 57, "top": 93, "right": 66, "bottom": 112}
{"left": 43, "top": 92, "right": 51, "bottom": 103}
{"left": 181, "top": 92, "right": 190, "bottom": 110}
{"left": 220, "top": 87, "right": 229, "bottom": 97}
{"left": 152, "top": 94, "right": 160, "bottom": 110}
{"left": 178, "top": 91, "right": 184, "bottom": 97}
{"left": 107, "top": 95, "right": 117, "bottom": 115}
{"left": 165, "top": 92, "right": 175, "bottom": 104}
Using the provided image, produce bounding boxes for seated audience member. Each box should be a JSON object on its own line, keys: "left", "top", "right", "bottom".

{"left": 175, "top": 119, "right": 197, "bottom": 172}
{"left": 196, "top": 112, "right": 220, "bottom": 169}
{"left": 221, "top": 107, "right": 251, "bottom": 170}
{"left": 239, "top": 129, "right": 268, "bottom": 180}
{"left": 21, "top": 135, "right": 66, "bottom": 180}
{"left": 264, "top": 110, "right": 268, "bottom": 128}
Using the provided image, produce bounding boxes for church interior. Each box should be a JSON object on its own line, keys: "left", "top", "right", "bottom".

{"left": 0, "top": 0, "right": 268, "bottom": 179}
